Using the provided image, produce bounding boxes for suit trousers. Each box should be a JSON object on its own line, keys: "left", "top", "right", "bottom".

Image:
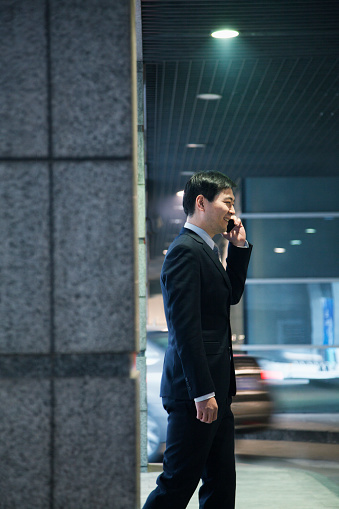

{"left": 142, "top": 397, "right": 235, "bottom": 509}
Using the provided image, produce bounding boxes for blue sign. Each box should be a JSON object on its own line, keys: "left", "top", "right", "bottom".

{"left": 323, "top": 298, "right": 334, "bottom": 346}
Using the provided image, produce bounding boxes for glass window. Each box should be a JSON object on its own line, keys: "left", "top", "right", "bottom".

{"left": 244, "top": 217, "right": 339, "bottom": 279}
{"left": 243, "top": 177, "right": 339, "bottom": 213}
{"left": 245, "top": 282, "right": 339, "bottom": 346}
{"left": 238, "top": 177, "right": 339, "bottom": 412}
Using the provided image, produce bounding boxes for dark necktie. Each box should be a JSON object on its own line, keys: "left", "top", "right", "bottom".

{"left": 213, "top": 244, "right": 220, "bottom": 261}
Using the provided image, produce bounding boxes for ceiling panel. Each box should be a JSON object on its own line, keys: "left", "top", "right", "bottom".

{"left": 140, "top": 0, "right": 339, "bottom": 266}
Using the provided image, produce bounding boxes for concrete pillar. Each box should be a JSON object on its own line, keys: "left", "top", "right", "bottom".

{"left": 0, "top": 1, "right": 139, "bottom": 508}
{"left": 135, "top": 0, "right": 148, "bottom": 472}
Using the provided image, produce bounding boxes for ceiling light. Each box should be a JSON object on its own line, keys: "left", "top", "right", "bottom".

{"left": 305, "top": 228, "right": 317, "bottom": 234}
{"left": 197, "top": 93, "right": 222, "bottom": 100}
{"left": 274, "top": 248, "right": 286, "bottom": 254}
{"left": 186, "top": 143, "right": 206, "bottom": 148}
{"left": 211, "top": 29, "right": 239, "bottom": 39}
{"left": 290, "top": 240, "right": 302, "bottom": 246}
{"left": 176, "top": 190, "right": 184, "bottom": 197}
{"left": 162, "top": 250, "right": 168, "bottom": 255}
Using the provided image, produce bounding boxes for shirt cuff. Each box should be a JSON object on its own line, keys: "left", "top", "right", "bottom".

{"left": 194, "top": 392, "right": 215, "bottom": 402}
{"left": 237, "top": 240, "right": 249, "bottom": 248}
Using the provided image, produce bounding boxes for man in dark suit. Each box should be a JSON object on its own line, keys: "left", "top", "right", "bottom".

{"left": 143, "top": 171, "right": 252, "bottom": 509}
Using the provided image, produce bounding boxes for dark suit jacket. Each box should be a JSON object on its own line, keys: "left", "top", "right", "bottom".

{"left": 160, "top": 227, "right": 252, "bottom": 402}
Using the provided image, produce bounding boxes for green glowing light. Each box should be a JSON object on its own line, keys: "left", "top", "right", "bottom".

{"left": 211, "top": 29, "right": 239, "bottom": 39}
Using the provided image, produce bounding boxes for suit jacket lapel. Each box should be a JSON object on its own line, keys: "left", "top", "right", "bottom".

{"left": 180, "top": 228, "right": 232, "bottom": 293}
{"left": 202, "top": 242, "right": 232, "bottom": 293}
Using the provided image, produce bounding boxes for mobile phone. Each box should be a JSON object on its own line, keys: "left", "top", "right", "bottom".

{"left": 226, "top": 219, "right": 235, "bottom": 233}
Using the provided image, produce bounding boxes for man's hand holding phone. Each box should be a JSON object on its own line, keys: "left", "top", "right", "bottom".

{"left": 222, "top": 216, "right": 247, "bottom": 247}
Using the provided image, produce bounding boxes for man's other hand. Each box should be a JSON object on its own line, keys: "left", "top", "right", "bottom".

{"left": 195, "top": 397, "right": 218, "bottom": 424}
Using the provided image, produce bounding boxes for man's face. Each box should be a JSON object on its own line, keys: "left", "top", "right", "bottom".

{"left": 203, "top": 188, "right": 235, "bottom": 236}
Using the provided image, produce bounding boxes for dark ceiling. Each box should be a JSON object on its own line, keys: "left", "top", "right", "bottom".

{"left": 140, "top": 0, "right": 339, "bottom": 274}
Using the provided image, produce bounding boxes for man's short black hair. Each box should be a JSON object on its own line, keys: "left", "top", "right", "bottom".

{"left": 183, "top": 171, "right": 236, "bottom": 216}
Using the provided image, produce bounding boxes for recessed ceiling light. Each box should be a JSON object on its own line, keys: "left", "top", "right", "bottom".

{"left": 290, "top": 240, "right": 302, "bottom": 246}
{"left": 186, "top": 143, "right": 206, "bottom": 148}
{"left": 274, "top": 248, "right": 286, "bottom": 254}
{"left": 305, "top": 228, "right": 317, "bottom": 234}
{"left": 197, "top": 93, "right": 222, "bottom": 100}
{"left": 176, "top": 190, "right": 184, "bottom": 197}
{"left": 162, "top": 250, "right": 168, "bottom": 255}
{"left": 211, "top": 29, "right": 239, "bottom": 39}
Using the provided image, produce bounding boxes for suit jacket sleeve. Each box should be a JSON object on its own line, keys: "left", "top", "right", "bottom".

{"left": 161, "top": 243, "right": 216, "bottom": 399}
{"left": 226, "top": 242, "right": 253, "bottom": 305}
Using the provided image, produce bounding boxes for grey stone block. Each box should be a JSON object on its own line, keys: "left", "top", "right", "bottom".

{"left": 53, "top": 163, "right": 136, "bottom": 353}
{"left": 136, "top": 355, "right": 147, "bottom": 411}
{"left": 50, "top": 0, "right": 132, "bottom": 157}
{"left": 139, "top": 408, "right": 148, "bottom": 470}
{"left": 0, "top": 355, "right": 51, "bottom": 378}
{"left": 138, "top": 297, "right": 147, "bottom": 351}
{"left": 0, "top": 0, "right": 48, "bottom": 156}
{"left": 0, "top": 379, "right": 50, "bottom": 508}
{"left": 137, "top": 62, "right": 144, "bottom": 127}
{"left": 0, "top": 166, "right": 51, "bottom": 353}
{"left": 0, "top": 353, "right": 131, "bottom": 379}
{"left": 54, "top": 353, "right": 131, "bottom": 378}
{"left": 137, "top": 130, "right": 145, "bottom": 180}
{"left": 137, "top": 183, "right": 146, "bottom": 238}
{"left": 138, "top": 239, "right": 147, "bottom": 297}
{"left": 54, "top": 377, "right": 138, "bottom": 509}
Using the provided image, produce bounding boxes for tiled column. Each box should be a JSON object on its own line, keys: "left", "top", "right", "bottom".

{"left": 0, "top": 1, "right": 139, "bottom": 508}
{"left": 135, "top": 0, "right": 148, "bottom": 473}
{"left": 136, "top": 60, "right": 148, "bottom": 471}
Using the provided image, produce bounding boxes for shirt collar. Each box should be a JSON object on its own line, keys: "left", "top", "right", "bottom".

{"left": 184, "top": 221, "right": 215, "bottom": 250}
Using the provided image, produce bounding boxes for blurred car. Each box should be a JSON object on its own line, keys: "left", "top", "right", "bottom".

{"left": 146, "top": 330, "right": 272, "bottom": 462}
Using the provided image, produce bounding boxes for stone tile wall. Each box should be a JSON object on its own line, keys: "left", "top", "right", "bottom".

{"left": 0, "top": 1, "right": 139, "bottom": 507}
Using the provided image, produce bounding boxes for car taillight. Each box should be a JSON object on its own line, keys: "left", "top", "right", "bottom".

{"left": 260, "top": 370, "right": 284, "bottom": 380}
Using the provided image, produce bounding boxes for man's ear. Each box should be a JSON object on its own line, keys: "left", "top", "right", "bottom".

{"left": 196, "top": 194, "right": 205, "bottom": 212}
